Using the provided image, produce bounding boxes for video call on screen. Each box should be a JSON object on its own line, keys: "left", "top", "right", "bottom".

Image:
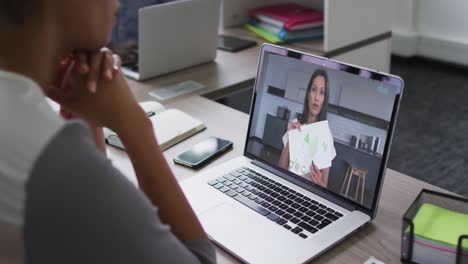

{"left": 247, "top": 52, "right": 399, "bottom": 209}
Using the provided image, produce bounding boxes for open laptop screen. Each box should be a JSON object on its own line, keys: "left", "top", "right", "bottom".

{"left": 246, "top": 46, "right": 403, "bottom": 210}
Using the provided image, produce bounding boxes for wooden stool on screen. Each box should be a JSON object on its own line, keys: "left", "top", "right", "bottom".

{"left": 340, "top": 166, "right": 368, "bottom": 204}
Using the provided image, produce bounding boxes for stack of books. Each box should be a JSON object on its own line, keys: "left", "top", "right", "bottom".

{"left": 408, "top": 203, "right": 468, "bottom": 264}
{"left": 246, "top": 3, "right": 324, "bottom": 44}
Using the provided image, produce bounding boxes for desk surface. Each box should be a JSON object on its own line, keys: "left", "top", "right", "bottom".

{"left": 108, "top": 93, "right": 451, "bottom": 264}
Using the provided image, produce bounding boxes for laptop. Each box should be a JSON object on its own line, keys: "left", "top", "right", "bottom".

{"left": 122, "top": 0, "right": 220, "bottom": 81}
{"left": 181, "top": 44, "right": 404, "bottom": 264}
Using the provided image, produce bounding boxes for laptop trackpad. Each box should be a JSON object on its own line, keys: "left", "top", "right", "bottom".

{"left": 200, "top": 203, "right": 297, "bottom": 263}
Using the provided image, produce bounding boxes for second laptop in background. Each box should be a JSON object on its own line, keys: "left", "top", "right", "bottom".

{"left": 123, "top": 0, "right": 220, "bottom": 81}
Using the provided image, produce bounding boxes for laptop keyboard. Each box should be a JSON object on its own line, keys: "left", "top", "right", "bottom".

{"left": 208, "top": 167, "right": 344, "bottom": 239}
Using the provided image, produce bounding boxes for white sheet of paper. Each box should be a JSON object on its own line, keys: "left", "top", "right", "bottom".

{"left": 288, "top": 121, "right": 336, "bottom": 174}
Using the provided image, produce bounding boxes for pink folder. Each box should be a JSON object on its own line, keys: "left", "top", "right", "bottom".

{"left": 249, "top": 3, "right": 324, "bottom": 31}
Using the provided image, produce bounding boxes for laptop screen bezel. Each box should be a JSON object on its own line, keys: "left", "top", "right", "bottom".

{"left": 243, "top": 44, "right": 404, "bottom": 218}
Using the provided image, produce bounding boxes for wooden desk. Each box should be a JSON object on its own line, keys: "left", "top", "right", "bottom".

{"left": 108, "top": 94, "right": 451, "bottom": 264}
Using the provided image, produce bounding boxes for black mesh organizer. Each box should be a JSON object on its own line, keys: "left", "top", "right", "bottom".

{"left": 401, "top": 189, "right": 468, "bottom": 264}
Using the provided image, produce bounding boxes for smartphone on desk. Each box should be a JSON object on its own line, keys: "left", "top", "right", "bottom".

{"left": 174, "top": 137, "right": 233, "bottom": 169}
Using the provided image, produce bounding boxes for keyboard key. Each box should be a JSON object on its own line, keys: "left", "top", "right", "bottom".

{"left": 268, "top": 206, "right": 278, "bottom": 212}
{"left": 241, "top": 171, "right": 250, "bottom": 176}
{"left": 226, "top": 190, "right": 237, "bottom": 197}
{"left": 284, "top": 199, "right": 293, "bottom": 205}
{"left": 280, "top": 190, "right": 290, "bottom": 196}
{"left": 283, "top": 224, "right": 292, "bottom": 230}
{"left": 245, "top": 185, "right": 254, "bottom": 191}
{"left": 234, "top": 179, "right": 242, "bottom": 185}
{"left": 236, "top": 168, "right": 245, "bottom": 173}
{"left": 291, "top": 203, "right": 301, "bottom": 209}
{"left": 302, "top": 201, "right": 312, "bottom": 207}
{"left": 291, "top": 217, "right": 300, "bottom": 224}
{"left": 251, "top": 188, "right": 259, "bottom": 194}
{"left": 306, "top": 211, "right": 316, "bottom": 217}
{"left": 242, "top": 190, "right": 251, "bottom": 196}
{"left": 303, "top": 196, "right": 311, "bottom": 201}
{"left": 224, "top": 175, "right": 235, "bottom": 181}
{"left": 326, "top": 208, "right": 335, "bottom": 213}
{"left": 296, "top": 193, "right": 304, "bottom": 198}
{"left": 308, "top": 219, "right": 319, "bottom": 226}
{"left": 219, "top": 186, "right": 230, "bottom": 193}
{"left": 299, "top": 233, "right": 308, "bottom": 239}
{"left": 310, "top": 200, "right": 318, "bottom": 205}
{"left": 324, "top": 213, "right": 339, "bottom": 221}
{"left": 322, "top": 219, "right": 332, "bottom": 225}
{"left": 254, "top": 198, "right": 264, "bottom": 204}
{"left": 239, "top": 182, "right": 248, "bottom": 188}
{"left": 262, "top": 202, "right": 271, "bottom": 208}
{"left": 289, "top": 189, "right": 297, "bottom": 194}
{"left": 314, "top": 215, "right": 324, "bottom": 221}
{"left": 272, "top": 200, "right": 281, "bottom": 206}
{"left": 236, "top": 188, "right": 245, "bottom": 193}
{"left": 317, "top": 209, "right": 327, "bottom": 215}
{"left": 270, "top": 192, "right": 279, "bottom": 198}
{"left": 258, "top": 193, "right": 268, "bottom": 199}
{"left": 224, "top": 181, "right": 232, "bottom": 187}
{"left": 301, "top": 215, "right": 311, "bottom": 222}
{"left": 309, "top": 205, "right": 319, "bottom": 211}
{"left": 279, "top": 204, "right": 288, "bottom": 210}
{"left": 316, "top": 223, "right": 328, "bottom": 230}
{"left": 294, "top": 197, "right": 304, "bottom": 203}
{"left": 277, "top": 196, "right": 286, "bottom": 201}
{"left": 293, "top": 211, "right": 304, "bottom": 218}
{"left": 234, "top": 195, "right": 270, "bottom": 216}
{"left": 298, "top": 206, "right": 308, "bottom": 213}
{"left": 291, "top": 227, "right": 303, "bottom": 234}
{"left": 318, "top": 204, "right": 326, "bottom": 209}
{"left": 213, "top": 183, "right": 224, "bottom": 189}
{"left": 230, "top": 172, "right": 241, "bottom": 178}
{"left": 267, "top": 213, "right": 280, "bottom": 221}
{"left": 244, "top": 178, "right": 253, "bottom": 184}
{"left": 216, "top": 177, "right": 227, "bottom": 183}
{"left": 275, "top": 209, "right": 285, "bottom": 216}
{"left": 287, "top": 194, "right": 297, "bottom": 200}
{"left": 335, "top": 212, "right": 344, "bottom": 217}
{"left": 286, "top": 208, "right": 296, "bottom": 214}
{"left": 283, "top": 213, "right": 293, "bottom": 220}
{"left": 248, "top": 194, "right": 258, "bottom": 200}
{"left": 208, "top": 180, "right": 218, "bottom": 186}
{"left": 239, "top": 176, "right": 248, "bottom": 181}
{"left": 298, "top": 222, "right": 318, "bottom": 234}
{"left": 276, "top": 218, "right": 287, "bottom": 225}
{"left": 265, "top": 197, "right": 274, "bottom": 202}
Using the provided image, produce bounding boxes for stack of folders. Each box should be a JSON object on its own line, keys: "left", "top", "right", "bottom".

{"left": 409, "top": 203, "right": 468, "bottom": 264}
{"left": 246, "top": 3, "right": 324, "bottom": 44}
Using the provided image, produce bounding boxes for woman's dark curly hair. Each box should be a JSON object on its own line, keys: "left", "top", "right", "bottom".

{"left": 0, "top": 0, "right": 37, "bottom": 24}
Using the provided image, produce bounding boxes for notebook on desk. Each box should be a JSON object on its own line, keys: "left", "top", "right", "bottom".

{"left": 104, "top": 101, "right": 206, "bottom": 151}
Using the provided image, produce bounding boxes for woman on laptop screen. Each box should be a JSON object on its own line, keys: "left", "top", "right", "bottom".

{"left": 278, "top": 69, "right": 332, "bottom": 188}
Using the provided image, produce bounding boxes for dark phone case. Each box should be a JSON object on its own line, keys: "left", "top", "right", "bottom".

{"left": 174, "top": 141, "right": 233, "bottom": 169}
{"left": 218, "top": 35, "right": 257, "bottom": 52}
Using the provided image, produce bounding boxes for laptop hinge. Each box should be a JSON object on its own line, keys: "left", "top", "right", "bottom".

{"left": 251, "top": 159, "right": 358, "bottom": 212}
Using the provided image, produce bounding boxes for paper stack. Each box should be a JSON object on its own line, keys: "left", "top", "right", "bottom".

{"left": 409, "top": 203, "right": 468, "bottom": 264}
{"left": 246, "top": 3, "right": 324, "bottom": 44}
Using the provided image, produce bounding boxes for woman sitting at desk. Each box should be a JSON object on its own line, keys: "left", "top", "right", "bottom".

{"left": 278, "top": 69, "right": 331, "bottom": 188}
{"left": 0, "top": 0, "right": 214, "bottom": 263}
